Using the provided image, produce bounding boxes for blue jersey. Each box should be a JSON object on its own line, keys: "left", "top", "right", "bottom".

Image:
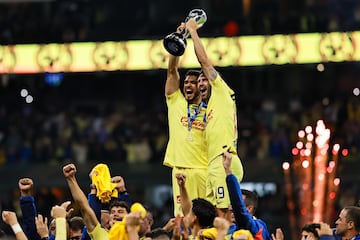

{"left": 20, "top": 196, "right": 42, "bottom": 240}
{"left": 326, "top": 229, "right": 360, "bottom": 240}
{"left": 226, "top": 174, "right": 272, "bottom": 240}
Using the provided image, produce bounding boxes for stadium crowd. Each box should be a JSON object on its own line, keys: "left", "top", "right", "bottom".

{"left": 0, "top": 0, "right": 360, "bottom": 44}
{"left": 0, "top": 76, "right": 359, "bottom": 167}
{"left": 1, "top": 1, "right": 360, "bottom": 240}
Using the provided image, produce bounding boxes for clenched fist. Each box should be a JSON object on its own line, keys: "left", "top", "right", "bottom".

{"left": 18, "top": 178, "right": 33, "bottom": 196}
{"left": 63, "top": 164, "right": 77, "bottom": 178}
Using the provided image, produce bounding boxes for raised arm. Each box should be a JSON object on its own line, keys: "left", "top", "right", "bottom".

{"left": 186, "top": 18, "right": 217, "bottom": 82}
{"left": 213, "top": 217, "right": 230, "bottom": 240}
{"left": 2, "top": 211, "right": 28, "bottom": 240}
{"left": 165, "top": 23, "right": 184, "bottom": 96}
{"left": 50, "top": 202, "right": 70, "bottom": 240}
{"left": 18, "top": 178, "right": 41, "bottom": 240}
{"left": 223, "top": 153, "right": 253, "bottom": 228}
{"left": 223, "top": 153, "right": 270, "bottom": 240}
{"left": 35, "top": 214, "right": 49, "bottom": 240}
{"left": 63, "top": 164, "right": 98, "bottom": 232}
{"left": 125, "top": 212, "right": 141, "bottom": 240}
{"left": 111, "top": 176, "right": 132, "bottom": 206}
{"left": 175, "top": 173, "right": 191, "bottom": 216}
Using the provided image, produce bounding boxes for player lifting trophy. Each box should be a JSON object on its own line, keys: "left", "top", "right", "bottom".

{"left": 163, "top": 9, "right": 207, "bottom": 56}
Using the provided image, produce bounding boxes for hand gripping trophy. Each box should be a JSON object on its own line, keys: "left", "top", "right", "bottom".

{"left": 163, "top": 9, "right": 207, "bottom": 56}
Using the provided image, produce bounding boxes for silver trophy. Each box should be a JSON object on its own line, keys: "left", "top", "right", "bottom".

{"left": 163, "top": 9, "right": 207, "bottom": 56}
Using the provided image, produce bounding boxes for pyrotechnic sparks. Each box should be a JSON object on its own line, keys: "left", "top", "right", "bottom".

{"left": 283, "top": 120, "right": 341, "bottom": 236}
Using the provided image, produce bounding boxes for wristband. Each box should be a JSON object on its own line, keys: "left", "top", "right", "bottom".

{"left": 11, "top": 223, "right": 22, "bottom": 234}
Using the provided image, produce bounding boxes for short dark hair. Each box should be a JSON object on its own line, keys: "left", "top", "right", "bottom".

{"left": 68, "top": 216, "right": 85, "bottom": 232}
{"left": 242, "top": 189, "right": 258, "bottom": 212}
{"left": 109, "top": 200, "right": 130, "bottom": 213}
{"left": 192, "top": 198, "right": 216, "bottom": 228}
{"left": 145, "top": 228, "right": 170, "bottom": 240}
{"left": 301, "top": 223, "right": 320, "bottom": 239}
{"left": 344, "top": 206, "right": 360, "bottom": 231}
{"left": 185, "top": 70, "right": 201, "bottom": 78}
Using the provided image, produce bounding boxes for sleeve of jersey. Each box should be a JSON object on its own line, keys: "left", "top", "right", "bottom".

{"left": 209, "top": 74, "right": 234, "bottom": 95}
{"left": 80, "top": 226, "right": 91, "bottom": 240}
{"left": 319, "top": 235, "right": 337, "bottom": 240}
{"left": 118, "top": 191, "right": 132, "bottom": 206}
{"left": 226, "top": 174, "right": 271, "bottom": 240}
{"left": 19, "top": 196, "right": 41, "bottom": 240}
{"left": 49, "top": 234, "right": 55, "bottom": 240}
{"left": 166, "top": 89, "right": 182, "bottom": 104}
{"left": 55, "top": 218, "right": 67, "bottom": 240}
{"left": 211, "top": 76, "right": 236, "bottom": 154}
{"left": 88, "top": 193, "right": 101, "bottom": 221}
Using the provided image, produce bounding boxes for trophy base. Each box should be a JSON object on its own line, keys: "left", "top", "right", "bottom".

{"left": 163, "top": 32, "right": 187, "bottom": 56}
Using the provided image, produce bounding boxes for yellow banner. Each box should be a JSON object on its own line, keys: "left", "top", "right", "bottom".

{"left": 0, "top": 31, "right": 358, "bottom": 74}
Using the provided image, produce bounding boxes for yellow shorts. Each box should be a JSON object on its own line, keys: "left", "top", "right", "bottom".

{"left": 206, "top": 153, "right": 243, "bottom": 208}
{"left": 172, "top": 167, "right": 207, "bottom": 216}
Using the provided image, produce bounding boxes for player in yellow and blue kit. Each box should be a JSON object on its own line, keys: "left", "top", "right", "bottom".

{"left": 163, "top": 23, "right": 208, "bottom": 216}
{"left": 185, "top": 18, "right": 244, "bottom": 212}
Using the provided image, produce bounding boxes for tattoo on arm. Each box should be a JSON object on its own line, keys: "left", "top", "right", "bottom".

{"left": 209, "top": 68, "right": 218, "bottom": 81}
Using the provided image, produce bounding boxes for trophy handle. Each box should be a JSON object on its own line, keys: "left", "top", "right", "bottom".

{"left": 181, "top": 28, "right": 190, "bottom": 39}
{"left": 187, "top": 9, "right": 207, "bottom": 28}
{"left": 163, "top": 9, "right": 207, "bottom": 56}
{"left": 183, "top": 9, "right": 207, "bottom": 37}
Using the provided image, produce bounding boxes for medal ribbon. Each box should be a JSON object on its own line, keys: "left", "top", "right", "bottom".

{"left": 187, "top": 101, "right": 207, "bottom": 132}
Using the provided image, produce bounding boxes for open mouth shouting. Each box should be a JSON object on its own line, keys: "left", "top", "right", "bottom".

{"left": 199, "top": 86, "right": 207, "bottom": 99}
{"left": 185, "top": 88, "right": 194, "bottom": 99}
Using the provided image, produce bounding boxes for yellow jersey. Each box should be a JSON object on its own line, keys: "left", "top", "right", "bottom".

{"left": 205, "top": 74, "right": 238, "bottom": 161}
{"left": 164, "top": 89, "right": 207, "bottom": 168}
